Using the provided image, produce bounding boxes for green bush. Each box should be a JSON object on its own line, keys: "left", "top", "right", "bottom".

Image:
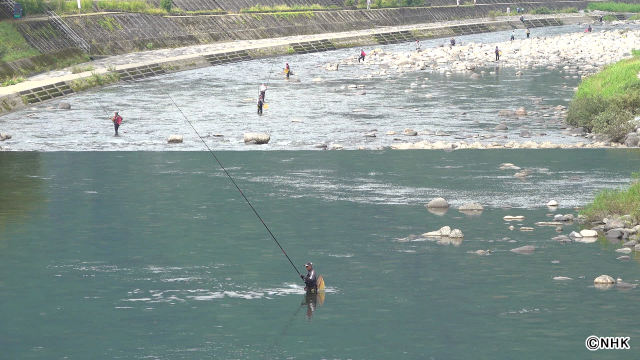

{"left": 160, "top": 0, "right": 171, "bottom": 13}
{"left": 344, "top": 0, "right": 355, "bottom": 6}
{"left": 581, "top": 179, "right": 640, "bottom": 223}
{"left": 565, "top": 95, "right": 609, "bottom": 130}
{"left": 21, "top": 0, "right": 46, "bottom": 15}
{"left": 591, "top": 107, "right": 636, "bottom": 141}
{"left": 530, "top": 7, "right": 551, "bottom": 14}
{"left": 589, "top": 1, "right": 640, "bottom": 13}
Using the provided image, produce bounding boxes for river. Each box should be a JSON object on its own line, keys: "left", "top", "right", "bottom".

{"left": 2, "top": 150, "right": 640, "bottom": 359}
{"left": 4, "top": 23, "right": 640, "bottom": 151}
{"left": 2, "top": 23, "right": 640, "bottom": 359}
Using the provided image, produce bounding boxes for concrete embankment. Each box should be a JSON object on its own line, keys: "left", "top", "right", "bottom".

{"left": 0, "top": 13, "right": 596, "bottom": 116}
{"left": 12, "top": 2, "right": 591, "bottom": 55}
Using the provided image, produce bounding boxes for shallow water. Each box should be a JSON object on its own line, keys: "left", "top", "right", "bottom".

{"left": 2, "top": 150, "right": 640, "bottom": 359}
{"left": 3, "top": 23, "right": 640, "bottom": 151}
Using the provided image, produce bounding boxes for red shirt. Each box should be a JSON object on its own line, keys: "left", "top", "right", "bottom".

{"left": 114, "top": 115, "right": 122, "bottom": 125}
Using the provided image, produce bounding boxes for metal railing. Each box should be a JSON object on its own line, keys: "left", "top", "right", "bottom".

{"left": 46, "top": 11, "right": 91, "bottom": 53}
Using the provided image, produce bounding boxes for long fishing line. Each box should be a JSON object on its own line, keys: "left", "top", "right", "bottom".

{"left": 153, "top": 74, "right": 301, "bottom": 276}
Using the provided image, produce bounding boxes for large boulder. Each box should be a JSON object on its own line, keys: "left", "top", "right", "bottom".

{"left": 423, "top": 226, "right": 451, "bottom": 237}
{"left": 593, "top": 275, "right": 615, "bottom": 284}
{"left": 244, "top": 133, "right": 271, "bottom": 144}
{"left": 624, "top": 133, "right": 639, "bottom": 147}
{"left": 426, "top": 197, "right": 449, "bottom": 208}
{"left": 167, "top": 135, "right": 183, "bottom": 143}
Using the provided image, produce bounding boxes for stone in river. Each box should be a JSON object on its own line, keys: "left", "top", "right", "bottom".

{"left": 511, "top": 245, "right": 535, "bottom": 255}
{"left": 426, "top": 197, "right": 449, "bottom": 208}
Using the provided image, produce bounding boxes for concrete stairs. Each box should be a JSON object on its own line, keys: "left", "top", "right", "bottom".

{"left": 115, "top": 64, "right": 166, "bottom": 81}
{"left": 372, "top": 30, "right": 415, "bottom": 45}
{"left": 523, "top": 17, "right": 562, "bottom": 28}
{"left": 290, "top": 39, "right": 336, "bottom": 53}
{"left": 203, "top": 50, "right": 252, "bottom": 65}
{"left": 19, "top": 81, "right": 74, "bottom": 104}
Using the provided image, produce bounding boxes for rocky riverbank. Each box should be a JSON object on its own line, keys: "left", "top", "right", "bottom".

{"left": 336, "top": 23, "right": 640, "bottom": 76}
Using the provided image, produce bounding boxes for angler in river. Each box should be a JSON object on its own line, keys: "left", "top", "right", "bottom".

{"left": 300, "top": 261, "right": 324, "bottom": 293}
{"left": 300, "top": 262, "right": 317, "bottom": 292}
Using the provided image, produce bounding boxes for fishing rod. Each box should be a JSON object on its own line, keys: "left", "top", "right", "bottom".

{"left": 154, "top": 76, "right": 301, "bottom": 277}
{"left": 77, "top": 70, "right": 125, "bottom": 133}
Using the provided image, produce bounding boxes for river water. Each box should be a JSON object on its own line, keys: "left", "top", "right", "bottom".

{"left": 2, "top": 150, "right": 640, "bottom": 359}
{"left": 2, "top": 23, "right": 640, "bottom": 359}
{"left": 3, "top": 23, "right": 640, "bottom": 151}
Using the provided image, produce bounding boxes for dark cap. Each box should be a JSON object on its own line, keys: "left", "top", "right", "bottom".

{"left": 304, "top": 262, "right": 313, "bottom": 267}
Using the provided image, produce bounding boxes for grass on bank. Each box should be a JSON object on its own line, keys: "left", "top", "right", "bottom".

{"left": 0, "top": 22, "right": 41, "bottom": 62}
{"left": 1, "top": 77, "right": 26, "bottom": 87}
{"left": 581, "top": 173, "right": 640, "bottom": 223}
{"left": 346, "top": 0, "right": 426, "bottom": 9}
{"left": 565, "top": 50, "right": 640, "bottom": 141}
{"left": 68, "top": 70, "right": 119, "bottom": 92}
{"left": 588, "top": 1, "right": 640, "bottom": 13}
{"left": 241, "top": 4, "right": 339, "bottom": 13}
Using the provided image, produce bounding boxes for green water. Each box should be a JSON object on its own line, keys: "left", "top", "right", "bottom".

{"left": 2, "top": 150, "right": 640, "bottom": 359}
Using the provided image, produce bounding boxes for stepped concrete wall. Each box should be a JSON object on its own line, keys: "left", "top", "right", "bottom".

{"left": 12, "top": 1, "right": 595, "bottom": 56}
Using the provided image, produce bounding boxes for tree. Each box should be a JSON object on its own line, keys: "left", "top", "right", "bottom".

{"left": 160, "top": 0, "right": 172, "bottom": 13}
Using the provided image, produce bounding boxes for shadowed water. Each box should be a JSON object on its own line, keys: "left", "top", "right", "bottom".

{"left": 2, "top": 150, "right": 640, "bottom": 359}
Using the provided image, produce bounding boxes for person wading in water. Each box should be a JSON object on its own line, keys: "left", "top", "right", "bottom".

{"left": 110, "top": 111, "right": 123, "bottom": 136}
{"left": 259, "top": 83, "right": 267, "bottom": 102}
{"left": 495, "top": 46, "right": 500, "bottom": 61}
{"left": 257, "top": 94, "right": 264, "bottom": 115}
{"left": 300, "top": 262, "right": 317, "bottom": 292}
{"left": 358, "top": 49, "right": 366, "bottom": 63}
{"left": 284, "top": 62, "right": 291, "bottom": 79}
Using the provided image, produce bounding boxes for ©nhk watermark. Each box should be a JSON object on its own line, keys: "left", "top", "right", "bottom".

{"left": 585, "top": 335, "right": 630, "bottom": 351}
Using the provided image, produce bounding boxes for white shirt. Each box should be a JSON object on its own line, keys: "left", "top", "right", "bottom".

{"left": 260, "top": 84, "right": 267, "bottom": 92}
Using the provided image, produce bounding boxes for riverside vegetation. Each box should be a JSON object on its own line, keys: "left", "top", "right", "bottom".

{"left": 565, "top": 50, "right": 640, "bottom": 142}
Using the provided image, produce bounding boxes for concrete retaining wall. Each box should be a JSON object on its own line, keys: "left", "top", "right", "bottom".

{"left": 11, "top": 1, "right": 595, "bottom": 56}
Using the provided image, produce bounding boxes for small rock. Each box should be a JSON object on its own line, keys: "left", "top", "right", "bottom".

{"left": 553, "top": 276, "right": 571, "bottom": 280}
{"left": 617, "top": 256, "right": 631, "bottom": 261}
{"left": 606, "top": 229, "right": 623, "bottom": 239}
{"left": 58, "top": 102, "right": 71, "bottom": 110}
{"left": 167, "top": 135, "right": 183, "bottom": 143}
{"left": 616, "top": 247, "right": 632, "bottom": 253}
{"left": 580, "top": 229, "right": 598, "bottom": 237}
{"left": 243, "top": 133, "right": 270, "bottom": 144}
{"left": 503, "top": 215, "right": 524, "bottom": 221}
{"left": 547, "top": 200, "right": 559, "bottom": 207}
{"left": 515, "top": 107, "right": 527, "bottom": 116}
{"left": 458, "top": 203, "right": 484, "bottom": 211}
{"left": 511, "top": 245, "right": 535, "bottom": 255}
{"left": 495, "top": 124, "right": 508, "bottom": 131}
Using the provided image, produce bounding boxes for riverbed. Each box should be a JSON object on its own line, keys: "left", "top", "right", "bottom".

{"left": 3, "top": 23, "right": 640, "bottom": 151}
